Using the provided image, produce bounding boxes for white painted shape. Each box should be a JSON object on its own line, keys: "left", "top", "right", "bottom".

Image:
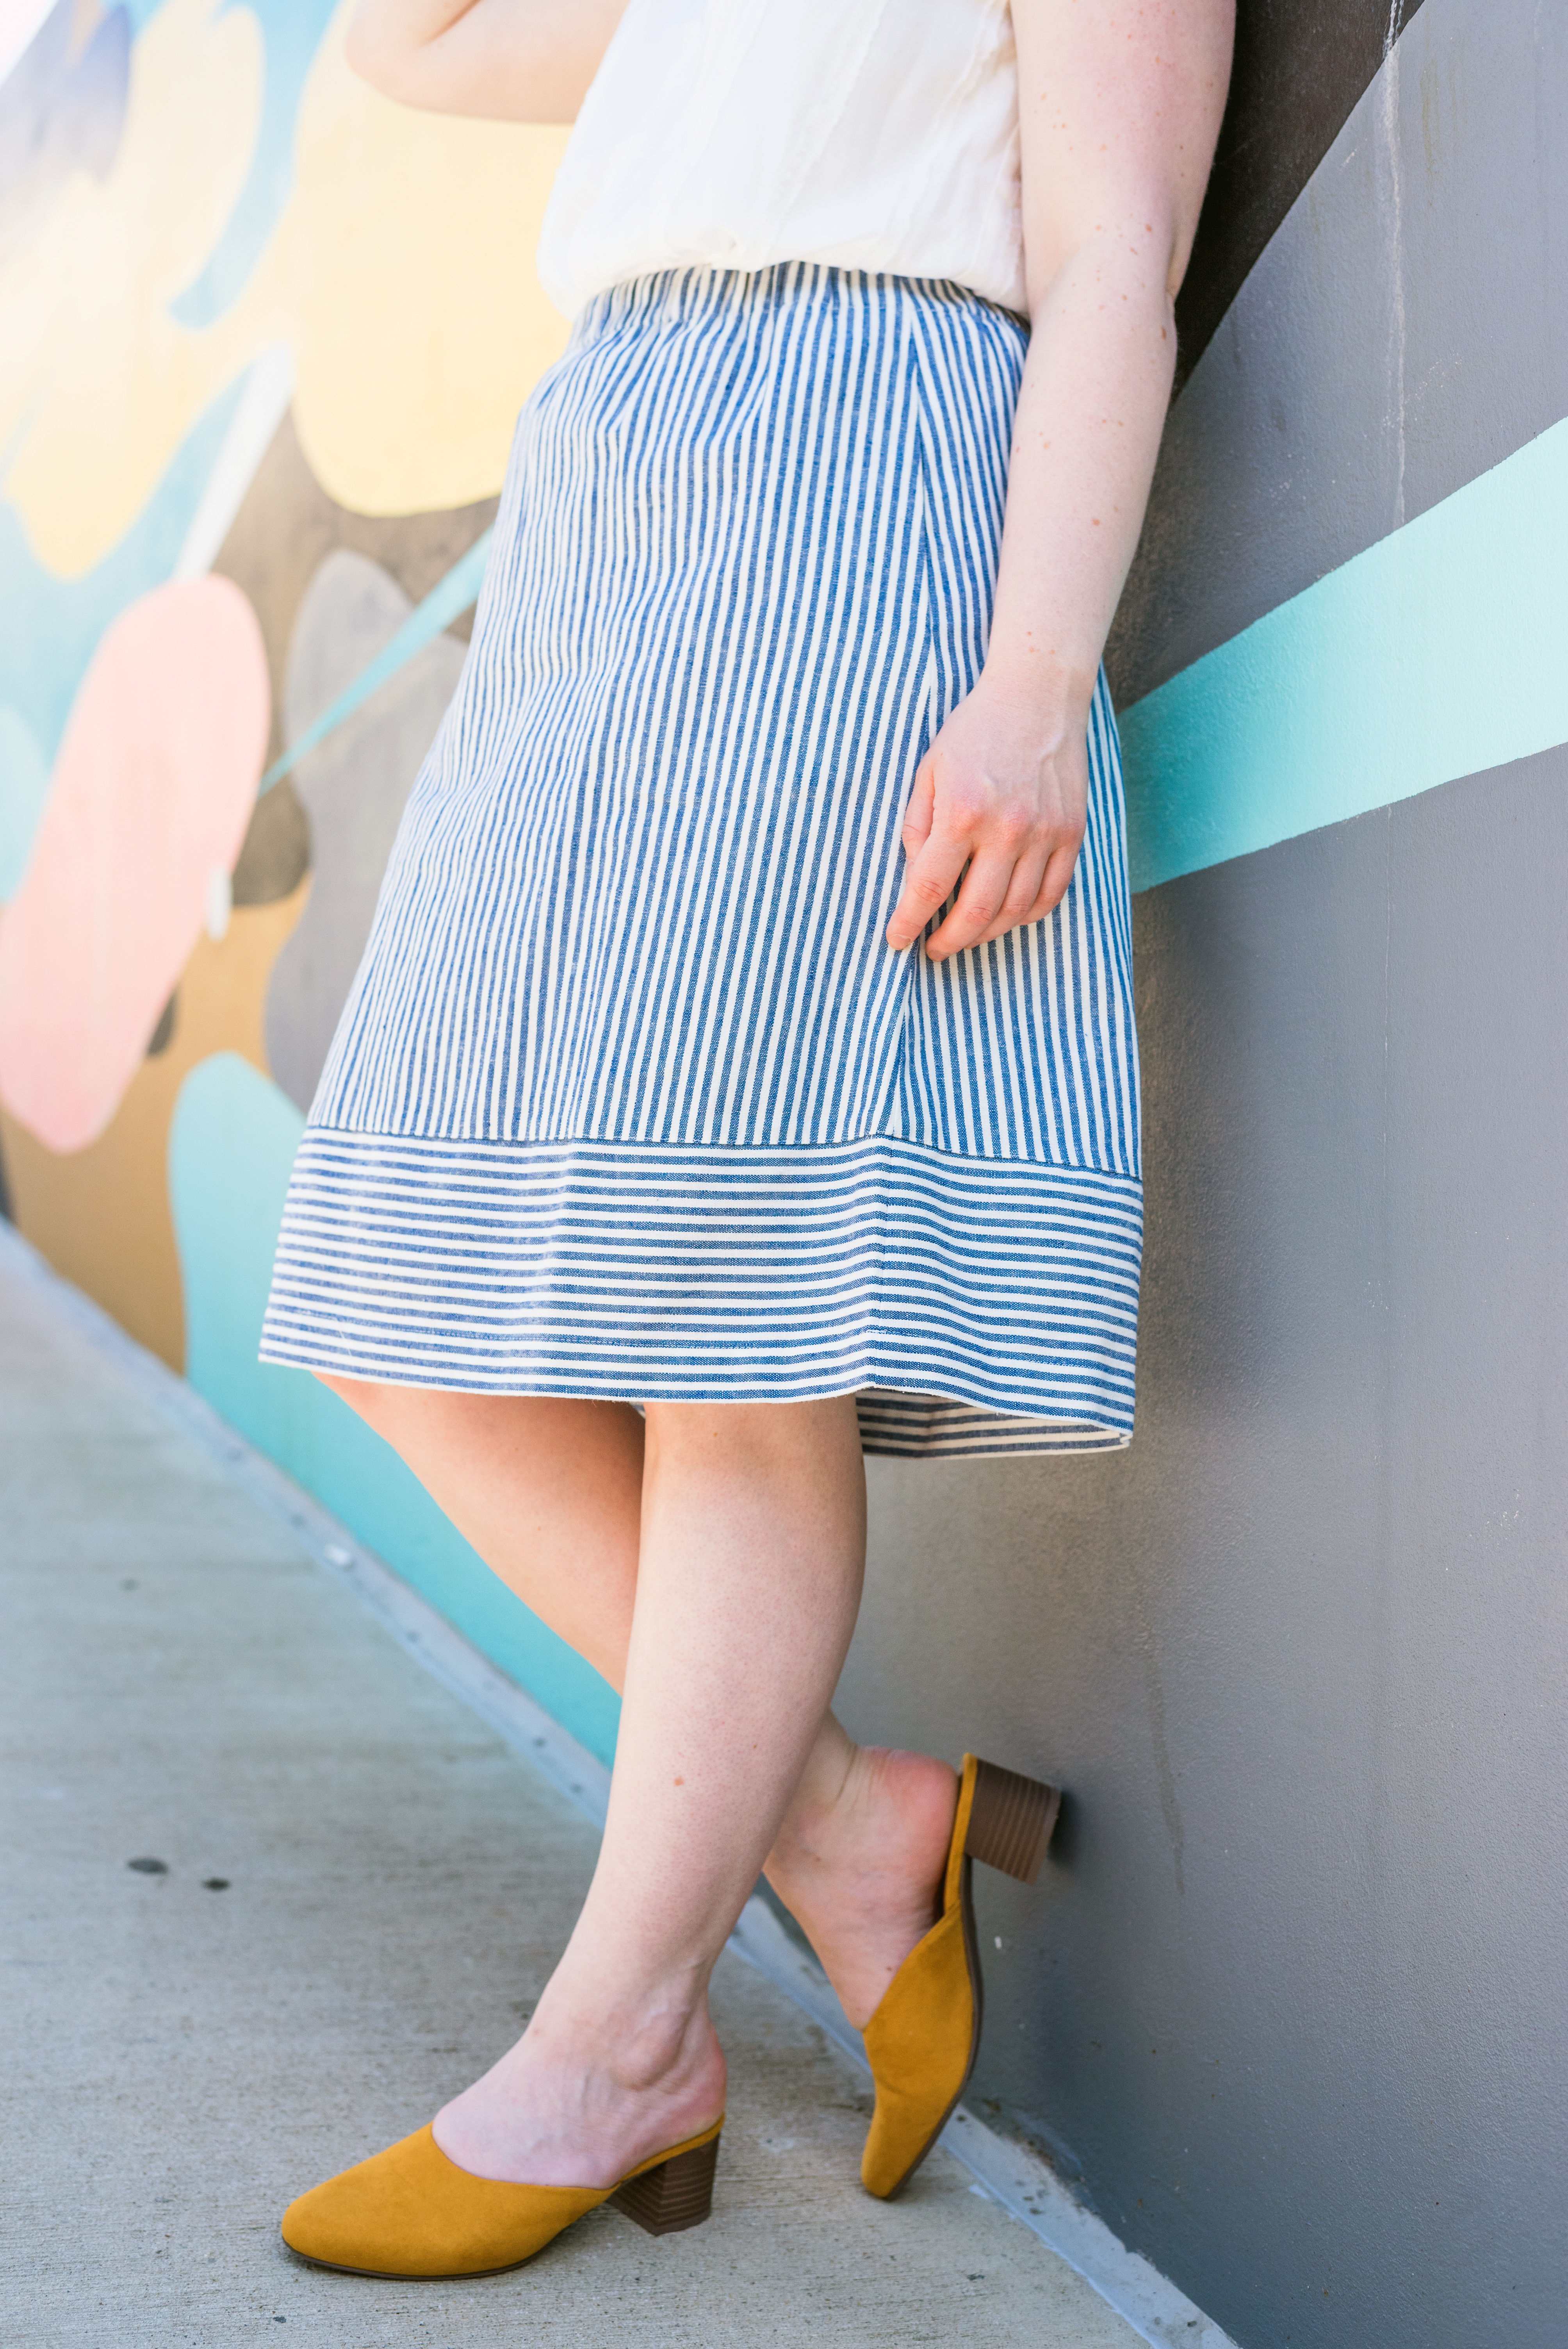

{"left": 0, "top": 1217, "right": 1239, "bottom": 2349}
{"left": 203, "top": 864, "right": 231, "bottom": 941}
{"left": 0, "top": 0, "right": 56, "bottom": 89}
{"left": 172, "top": 344, "right": 296, "bottom": 582}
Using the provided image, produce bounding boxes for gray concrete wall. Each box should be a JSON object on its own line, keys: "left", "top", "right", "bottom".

{"left": 838, "top": 4, "right": 1568, "bottom": 2342}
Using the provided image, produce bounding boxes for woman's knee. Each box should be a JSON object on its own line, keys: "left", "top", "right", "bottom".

{"left": 642, "top": 1394, "right": 860, "bottom": 1471}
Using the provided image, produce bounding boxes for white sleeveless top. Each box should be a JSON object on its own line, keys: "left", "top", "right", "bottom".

{"left": 536, "top": 0, "right": 1025, "bottom": 323}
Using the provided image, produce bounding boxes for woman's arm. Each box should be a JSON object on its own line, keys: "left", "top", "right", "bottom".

{"left": 344, "top": 0, "right": 628, "bottom": 121}
{"left": 886, "top": 0, "right": 1233, "bottom": 961}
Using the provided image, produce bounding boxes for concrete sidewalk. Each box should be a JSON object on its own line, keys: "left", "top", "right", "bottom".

{"left": 0, "top": 1248, "right": 1146, "bottom": 2349}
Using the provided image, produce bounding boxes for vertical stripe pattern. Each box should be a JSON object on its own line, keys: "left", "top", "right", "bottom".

{"left": 261, "top": 265, "right": 1143, "bottom": 1458}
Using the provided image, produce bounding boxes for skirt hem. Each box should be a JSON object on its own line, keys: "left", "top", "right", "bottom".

{"left": 261, "top": 1125, "right": 1140, "bottom": 1463}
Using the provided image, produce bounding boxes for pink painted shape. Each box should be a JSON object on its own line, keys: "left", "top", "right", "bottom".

{"left": 0, "top": 577, "right": 270, "bottom": 1152}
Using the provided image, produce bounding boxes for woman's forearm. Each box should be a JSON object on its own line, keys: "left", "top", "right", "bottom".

{"left": 345, "top": 0, "right": 626, "bottom": 121}
{"left": 883, "top": 248, "right": 1177, "bottom": 964}
{"left": 984, "top": 234, "right": 1178, "bottom": 733}
{"left": 884, "top": 0, "right": 1229, "bottom": 960}
{"left": 984, "top": 0, "right": 1232, "bottom": 735}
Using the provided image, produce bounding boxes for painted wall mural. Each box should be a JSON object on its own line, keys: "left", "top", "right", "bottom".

{"left": 4, "top": 5, "right": 1565, "bottom": 2342}
{"left": 0, "top": 0, "right": 615, "bottom": 1761}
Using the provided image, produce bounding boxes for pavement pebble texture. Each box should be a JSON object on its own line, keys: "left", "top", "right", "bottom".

{"left": 0, "top": 1254, "right": 1143, "bottom": 2349}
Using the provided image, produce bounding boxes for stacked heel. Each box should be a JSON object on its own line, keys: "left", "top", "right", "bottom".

{"left": 611, "top": 2132, "right": 721, "bottom": 2235}
{"left": 964, "top": 1756, "right": 1061, "bottom": 1884}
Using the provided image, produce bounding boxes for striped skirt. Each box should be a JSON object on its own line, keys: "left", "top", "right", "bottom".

{"left": 260, "top": 264, "right": 1142, "bottom": 1460}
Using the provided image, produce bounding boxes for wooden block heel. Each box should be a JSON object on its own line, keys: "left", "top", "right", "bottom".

{"left": 964, "top": 1756, "right": 1061, "bottom": 1885}
{"left": 611, "top": 2130, "right": 720, "bottom": 2236}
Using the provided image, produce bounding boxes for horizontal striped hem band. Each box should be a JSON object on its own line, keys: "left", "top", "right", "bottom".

{"left": 260, "top": 1130, "right": 1140, "bottom": 1462}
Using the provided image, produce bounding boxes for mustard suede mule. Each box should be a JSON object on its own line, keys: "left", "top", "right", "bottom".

{"left": 280, "top": 2115, "right": 723, "bottom": 2278}
{"left": 861, "top": 1754, "right": 1059, "bottom": 2199}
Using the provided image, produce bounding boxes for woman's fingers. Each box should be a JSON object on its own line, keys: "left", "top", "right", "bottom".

{"left": 1032, "top": 838, "right": 1085, "bottom": 923}
{"left": 965, "top": 845, "right": 1053, "bottom": 951}
{"left": 971, "top": 833, "right": 1082, "bottom": 947}
{"left": 926, "top": 848, "right": 1037, "bottom": 960}
{"left": 886, "top": 761, "right": 954, "bottom": 949}
{"left": 899, "top": 759, "right": 936, "bottom": 859}
{"left": 886, "top": 825, "right": 970, "bottom": 951}
{"left": 892, "top": 820, "right": 1084, "bottom": 959}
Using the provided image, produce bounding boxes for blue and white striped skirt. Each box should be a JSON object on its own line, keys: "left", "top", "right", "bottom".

{"left": 261, "top": 264, "right": 1142, "bottom": 1460}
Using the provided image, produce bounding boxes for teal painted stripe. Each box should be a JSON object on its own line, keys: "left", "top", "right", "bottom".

{"left": 169, "top": 1051, "right": 622, "bottom": 1767}
{"left": 256, "top": 416, "right": 1568, "bottom": 874}
{"left": 259, "top": 526, "right": 492, "bottom": 792}
{"left": 1120, "top": 415, "right": 1568, "bottom": 892}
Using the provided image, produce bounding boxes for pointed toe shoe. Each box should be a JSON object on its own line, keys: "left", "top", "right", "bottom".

{"left": 281, "top": 2114, "right": 723, "bottom": 2278}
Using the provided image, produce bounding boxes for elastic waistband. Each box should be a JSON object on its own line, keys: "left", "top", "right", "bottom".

{"left": 571, "top": 261, "right": 1027, "bottom": 346}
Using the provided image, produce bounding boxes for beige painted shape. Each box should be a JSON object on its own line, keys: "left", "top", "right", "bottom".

{"left": 0, "top": 0, "right": 264, "bottom": 574}
{"left": 276, "top": 23, "right": 572, "bottom": 517}
{"left": 0, "top": 0, "right": 570, "bottom": 574}
{"left": 0, "top": 883, "right": 306, "bottom": 1370}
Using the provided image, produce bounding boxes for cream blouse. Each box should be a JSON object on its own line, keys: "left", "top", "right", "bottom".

{"left": 536, "top": 0, "right": 1025, "bottom": 321}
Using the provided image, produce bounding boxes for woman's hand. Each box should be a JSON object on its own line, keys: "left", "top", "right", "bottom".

{"left": 885, "top": 678, "right": 1090, "bottom": 962}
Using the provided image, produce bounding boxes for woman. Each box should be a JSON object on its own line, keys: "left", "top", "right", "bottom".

{"left": 263, "top": 0, "right": 1231, "bottom": 2278}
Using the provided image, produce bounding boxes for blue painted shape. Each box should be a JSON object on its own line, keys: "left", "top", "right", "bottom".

{"left": 1121, "top": 414, "right": 1568, "bottom": 892}
{"left": 171, "top": 0, "right": 342, "bottom": 327}
{"left": 0, "top": 706, "right": 50, "bottom": 901}
{"left": 0, "top": 375, "right": 245, "bottom": 766}
{"left": 169, "top": 1052, "right": 621, "bottom": 1766}
{"left": 260, "top": 528, "right": 492, "bottom": 790}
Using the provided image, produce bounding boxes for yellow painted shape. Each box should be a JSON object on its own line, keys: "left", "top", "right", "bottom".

{"left": 0, "top": 0, "right": 571, "bottom": 573}
{"left": 276, "top": 30, "right": 571, "bottom": 517}
{"left": 0, "top": 881, "right": 306, "bottom": 1370}
{"left": 0, "top": 0, "right": 264, "bottom": 575}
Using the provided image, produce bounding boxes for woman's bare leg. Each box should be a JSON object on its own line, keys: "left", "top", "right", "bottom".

{"left": 328, "top": 1388, "right": 647, "bottom": 1682}
{"left": 321, "top": 1379, "right": 957, "bottom": 2032}
{"left": 429, "top": 1396, "right": 865, "bottom": 2183}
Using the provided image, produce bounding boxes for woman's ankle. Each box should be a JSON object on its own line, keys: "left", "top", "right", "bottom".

{"left": 432, "top": 1998, "right": 727, "bottom": 2185}
{"left": 766, "top": 1742, "right": 958, "bottom": 1891}
{"left": 525, "top": 1962, "right": 720, "bottom": 2094}
{"left": 763, "top": 1745, "right": 960, "bottom": 2029}
{"left": 768, "top": 1717, "right": 861, "bottom": 1873}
